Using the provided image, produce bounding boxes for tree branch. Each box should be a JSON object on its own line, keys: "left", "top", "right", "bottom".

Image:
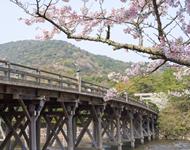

{"left": 10, "top": 0, "right": 190, "bottom": 67}
{"left": 34, "top": 11, "right": 190, "bottom": 67}
{"left": 148, "top": 60, "right": 167, "bottom": 74}
{"left": 152, "top": 0, "right": 164, "bottom": 39}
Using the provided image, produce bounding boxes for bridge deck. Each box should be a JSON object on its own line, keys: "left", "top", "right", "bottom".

{"left": 0, "top": 60, "right": 158, "bottom": 150}
{"left": 0, "top": 60, "right": 157, "bottom": 114}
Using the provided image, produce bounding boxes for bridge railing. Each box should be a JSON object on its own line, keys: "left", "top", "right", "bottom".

{"left": 0, "top": 60, "right": 158, "bottom": 112}
{"left": 81, "top": 81, "right": 108, "bottom": 96}
{"left": 0, "top": 60, "right": 80, "bottom": 90}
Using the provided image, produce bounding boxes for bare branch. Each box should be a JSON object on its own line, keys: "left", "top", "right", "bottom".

{"left": 43, "top": 0, "right": 53, "bottom": 16}
{"left": 163, "top": 14, "right": 178, "bottom": 30}
{"left": 106, "top": 25, "right": 110, "bottom": 40}
{"left": 147, "top": 60, "right": 167, "bottom": 74}
{"left": 152, "top": 0, "right": 164, "bottom": 39}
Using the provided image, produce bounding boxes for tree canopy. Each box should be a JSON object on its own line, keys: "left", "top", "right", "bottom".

{"left": 11, "top": 0, "right": 190, "bottom": 68}
{"left": 111, "top": 68, "right": 190, "bottom": 139}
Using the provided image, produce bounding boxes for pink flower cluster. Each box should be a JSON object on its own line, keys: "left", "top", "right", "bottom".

{"left": 155, "top": 37, "right": 190, "bottom": 63}
{"left": 108, "top": 72, "right": 129, "bottom": 84}
{"left": 18, "top": 0, "right": 145, "bottom": 39}
{"left": 104, "top": 88, "right": 118, "bottom": 101}
{"left": 173, "top": 66, "right": 190, "bottom": 80}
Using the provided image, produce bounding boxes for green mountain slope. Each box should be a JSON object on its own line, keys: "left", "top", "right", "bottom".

{"left": 0, "top": 40, "right": 132, "bottom": 85}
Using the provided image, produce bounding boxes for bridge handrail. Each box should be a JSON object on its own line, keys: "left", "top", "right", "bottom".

{"left": 0, "top": 60, "right": 158, "bottom": 113}
{"left": 0, "top": 60, "right": 77, "bottom": 81}
{"left": 82, "top": 80, "right": 109, "bottom": 89}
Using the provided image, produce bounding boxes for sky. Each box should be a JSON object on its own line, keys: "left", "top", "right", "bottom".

{"left": 0, "top": 0, "right": 149, "bottom": 62}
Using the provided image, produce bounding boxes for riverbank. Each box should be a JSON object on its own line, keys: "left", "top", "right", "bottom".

{"left": 159, "top": 134, "right": 190, "bottom": 141}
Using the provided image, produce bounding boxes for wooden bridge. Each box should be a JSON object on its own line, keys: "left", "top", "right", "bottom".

{"left": 0, "top": 60, "right": 158, "bottom": 150}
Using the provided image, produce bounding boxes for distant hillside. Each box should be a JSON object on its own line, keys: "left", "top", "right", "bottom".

{"left": 0, "top": 40, "right": 132, "bottom": 85}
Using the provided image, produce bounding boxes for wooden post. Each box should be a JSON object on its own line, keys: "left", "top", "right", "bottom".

{"left": 122, "top": 118, "right": 127, "bottom": 140}
{"left": 129, "top": 112, "right": 135, "bottom": 148}
{"left": 0, "top": 119, "right": 5, "bottom": 142}
{"left": 125, "top": 92, "right": 128, "bottom": 102}
{"left": 151, "top": 117, "right": 155, "bottom": 140}
{"left": 110, "top": 118, "right": 114, "bottom": 140}
{"left": 21, "top": 74, "right": 26, "bottom": 80}
{"left": 59, "top": 75, "right": 62, "bottom": 87}
{"left": 76, "top": 69, "right": 81, "bottom": 92}
{"left": 147, "top": 118, "right": 151, "bottom": 141}
{"left": 93, "top": 121, "right": 97, "bottom": 146}
{"left": 92, "top": 106, "right": 103, "bottom": 150}
{"left": 67, "top": 107, "right": 75, "bottom": 150}
{"left": 5, "top": 122, "right": 11, "bottom": 150}
{"left": 36, "top": 69, "right": 41, "bottom": 84}
{"left": 28, "top": 101, "right": 45, "bottom": 150}
{"left": 139, "top": 115, "right": 144, "bottom": 144}
{"left": 4, "top": 61, "right": 10, "bottom": 80}
{"left": 96, "top": 108, "right": 103, "bottom": 150}
{"left": 73, "top": 116, "right": 77, "bottom": 145}
{"left": 78, "top": 77, "right": 81, "bottom": 93}
{"left": 29, "top": 104, "right": 37, "bottom": 150}
{"left": 116, "top": 111, "right": 122, "bottom": 150}
{"left": 36, "top": 117, "right": 41, "bottom": 150}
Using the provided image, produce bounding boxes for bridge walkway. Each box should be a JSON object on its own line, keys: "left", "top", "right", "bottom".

{"left": 0, "top": 60, "right": 158, "bottom": 150}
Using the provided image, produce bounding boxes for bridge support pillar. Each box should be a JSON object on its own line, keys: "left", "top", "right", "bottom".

{"left": 92, "top": 106, "right": 103, "bottom": 150}
{"left": 122, "top": 118, "right": 127, "bottom": 140}
{"left": 139, "top": 115, "right": 144, "bottom": 144}
{"left": 67, "top": 106, "right": 75, "bottom": 150}
{"left": 147, "top": 118, "right": 151, "bottom": 141}
{"left": 25, "top": 100, "right": 44, "bottom": 150}
{"left": 29, "top": 109, "right": 37, "bottom": 150}
{"left": 36, "top": 117, "right": 41, "bottom": 150}
{"left": 129, "top": 112, "right": 135, "bottom": 148}
{"left": 151, "top": 117, "right": 155, "bottom": 140}
{"left": 110, "top": 118, "right": 114, "bottom": 140}
{"left": 73, "top": 116, "right": 77, "bottom": 144}
{"left": 116, "top": 110, "right": 122, "bottom": 150}
{"left": 46, "top": 108, "right": 51, "bottom": 142}
{"left": 5, "top": 127, "right": 10, "bottom": 150}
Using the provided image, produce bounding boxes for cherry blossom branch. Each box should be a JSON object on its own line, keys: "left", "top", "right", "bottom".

{"left": 11, "top": 0, "right": 190, "bottom": 67}
{"left": 32, "top": 12, "right": 190, "bottom": 67}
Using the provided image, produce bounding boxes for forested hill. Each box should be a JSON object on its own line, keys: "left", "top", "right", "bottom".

{"left": 0, "top": 40, "right": 132, "bottom": 84}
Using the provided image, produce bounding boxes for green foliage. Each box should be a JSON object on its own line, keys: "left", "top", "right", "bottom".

{"left": 116, "top": 68, "right": 190, "bottom": 139}
{"left": 125, "top": 69, "right": 185, "bottom": 95}
{"left": 155, "top": 69, "right": 186, "bottom": 92}
{"left": 158, "top": 96, "right": 190, "bottom": 139}
{"left": 83, "top": 75, "right": 112, "bottom": 87}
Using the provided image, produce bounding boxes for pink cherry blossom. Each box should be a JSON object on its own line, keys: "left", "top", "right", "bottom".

{"left": 11, "top": 0, "right": 190, "bottom": 75}
{"left": 104, "top": 88, "right": 118, "bottom": 101}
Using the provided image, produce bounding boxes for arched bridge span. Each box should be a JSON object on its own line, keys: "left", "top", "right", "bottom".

{"left": 0, "top": 60, "right": 158, "bottom": 150}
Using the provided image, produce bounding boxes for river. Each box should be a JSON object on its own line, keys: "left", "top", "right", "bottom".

{"left": 12, "top": 140, "right": 190, "bottom": 149}
{"left": 103, "top": 140, "right": 190, "bottom": 150}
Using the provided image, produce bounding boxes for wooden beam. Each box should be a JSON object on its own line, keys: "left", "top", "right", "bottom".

{"left": 75, "top": 117, "right": 92, "bottom": 147}
{"left": 1, "top": 114, "right": 26, "bottom": 149}
{"left": 42, "top": 114, "right": 65, "bottom": 150}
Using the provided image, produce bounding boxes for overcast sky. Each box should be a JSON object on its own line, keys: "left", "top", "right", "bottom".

{"left": 0, "top": 0, "right": 149, "bottom": 62}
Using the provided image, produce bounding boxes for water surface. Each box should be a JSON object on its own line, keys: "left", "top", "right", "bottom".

{"left": 104, "top": 140, "right": 190, "bottom": 150}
